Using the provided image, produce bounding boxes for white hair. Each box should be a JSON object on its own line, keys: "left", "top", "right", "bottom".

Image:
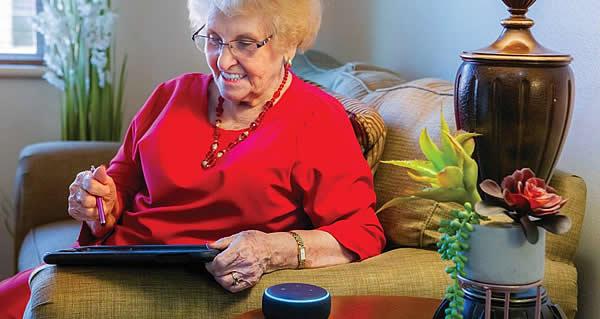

{"left": 187, "top": 0, "right": 322, "bottom": 53}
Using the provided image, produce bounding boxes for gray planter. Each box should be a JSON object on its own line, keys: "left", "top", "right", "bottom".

{"left": 463, "top": 223, "right": 545, "bottom": 285}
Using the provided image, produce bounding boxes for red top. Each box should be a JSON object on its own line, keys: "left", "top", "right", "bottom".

{"left": 78, "top": 72, "right": 385, "bottom": 260}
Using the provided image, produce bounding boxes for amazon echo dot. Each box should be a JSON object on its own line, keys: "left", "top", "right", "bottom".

{"left": 262, "top": 283, "right": 331, "bottom": 319}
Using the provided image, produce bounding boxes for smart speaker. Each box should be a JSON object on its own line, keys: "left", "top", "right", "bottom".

{"left": 262, "top": 283, "right": 331, "bottom": 319}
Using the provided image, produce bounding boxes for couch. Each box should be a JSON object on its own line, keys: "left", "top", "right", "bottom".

{"left": 16, "top": 51, "right": 586, "bottom": 318}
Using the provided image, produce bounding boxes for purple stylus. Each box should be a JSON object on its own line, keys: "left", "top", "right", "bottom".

{"left": 90, "top": 165, "right": 106, "bottom": 225}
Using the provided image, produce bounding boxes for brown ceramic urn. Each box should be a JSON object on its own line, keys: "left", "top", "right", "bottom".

{"left": 454, "top": 0, "right": 574, "bottom": 183}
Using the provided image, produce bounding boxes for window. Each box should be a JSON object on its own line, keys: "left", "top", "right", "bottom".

{"left": 0, "top": 0, "right": 42, "bottom": 65}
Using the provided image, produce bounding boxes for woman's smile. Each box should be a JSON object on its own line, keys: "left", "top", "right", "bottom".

{"left": 221, "top": 71, "right": 247, "bottom": 82}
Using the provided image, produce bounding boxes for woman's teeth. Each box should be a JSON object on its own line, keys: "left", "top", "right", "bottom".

{"left": 222, "top": 73, "right": 245, "bottom": 81}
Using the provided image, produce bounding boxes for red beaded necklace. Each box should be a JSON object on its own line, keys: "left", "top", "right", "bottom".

{"left": 202, "top": 69, "right": 290, "bottom": 169}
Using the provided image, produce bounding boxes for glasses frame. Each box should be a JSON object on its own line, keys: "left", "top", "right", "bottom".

{"left": 191, "top": 24, "right": 273, "bottom": 57}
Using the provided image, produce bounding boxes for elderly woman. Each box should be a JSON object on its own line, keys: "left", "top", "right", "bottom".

{"left": 0, "top": 0, "right": 385, "bottom": 317}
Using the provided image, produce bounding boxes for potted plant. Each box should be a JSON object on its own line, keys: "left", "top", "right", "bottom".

{"left": 33, "top": 0, "right": 127, "bottom": 141}
{"left": 377, "top": 114, "right": 571, "bottom": 319}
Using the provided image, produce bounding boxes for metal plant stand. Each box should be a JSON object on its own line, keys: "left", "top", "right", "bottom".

{"left": 458, "top": 275, "right": 542, "bottom": 319}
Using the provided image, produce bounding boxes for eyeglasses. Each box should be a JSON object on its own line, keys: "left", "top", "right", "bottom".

{"left": 191, "top": 25, "right": 273, "bottom": 58}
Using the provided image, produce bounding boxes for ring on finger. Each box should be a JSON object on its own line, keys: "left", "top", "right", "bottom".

{"left": 231, "top": 272, "right": 241, "bottom": 286}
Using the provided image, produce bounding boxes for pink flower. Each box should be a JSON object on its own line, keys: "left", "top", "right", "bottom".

{"left": 476, "top": 168, "right": 571, "bottom": 244}
{"left": 499, "top": 168, "right": 567, "bottom": 217}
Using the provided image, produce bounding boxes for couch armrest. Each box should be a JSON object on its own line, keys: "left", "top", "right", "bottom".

{"left": 546, "top": 169, "right": 587, "bottom": 264}
{"left": 13, "top": 141, "right": 120, "bottom": 267}
{"left": 25, "top": 249, "right": 452, "bottom": 319}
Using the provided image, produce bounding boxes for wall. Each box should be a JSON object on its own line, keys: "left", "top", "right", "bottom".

{"left": 0, "top": 0, "right": 597, "bottom": 317}
{"left": 316, "top": 1, "right": 599, "bottom": 318}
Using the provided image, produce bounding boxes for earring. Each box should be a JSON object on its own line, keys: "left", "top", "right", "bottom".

{"left": 284, "top": 57, "right": 293, "bottom": 69}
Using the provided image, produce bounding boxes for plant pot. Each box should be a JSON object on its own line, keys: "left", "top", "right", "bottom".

{"left": 463, "top": 223, "right": 545, "bottom": 285}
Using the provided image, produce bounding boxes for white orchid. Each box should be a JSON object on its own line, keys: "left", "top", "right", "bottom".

{"left": 33, "top": 0, "right": 127, "bottom": 141}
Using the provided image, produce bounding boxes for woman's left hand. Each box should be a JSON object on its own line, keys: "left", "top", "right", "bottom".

{"left": 205, "top": 230, "right": 276, "bottom": 293}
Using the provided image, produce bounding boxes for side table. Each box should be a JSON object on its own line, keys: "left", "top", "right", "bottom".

{"left": 234, "top": 295, "right": 441, "bottom": 319}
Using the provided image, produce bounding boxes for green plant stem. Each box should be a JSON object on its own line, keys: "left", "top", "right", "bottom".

{"left": 438, "top": 202, "right": 482, "bottom": 319}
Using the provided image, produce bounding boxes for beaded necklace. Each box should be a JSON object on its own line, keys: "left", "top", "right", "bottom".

{"left": 202, "top": 69, "right": 290, "bottom": 169}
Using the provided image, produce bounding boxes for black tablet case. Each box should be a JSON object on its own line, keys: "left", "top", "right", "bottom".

{"left": 43, "top": 245, "right": 220, "bottom": 265}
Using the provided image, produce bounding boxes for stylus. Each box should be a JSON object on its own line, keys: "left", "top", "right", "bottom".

{"left": 90, "top": 165, "right": 107, "bottom": 226}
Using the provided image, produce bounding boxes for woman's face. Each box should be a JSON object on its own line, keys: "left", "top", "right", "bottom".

{"left": 204, "top": 11, "right": 286, "bottom": 107}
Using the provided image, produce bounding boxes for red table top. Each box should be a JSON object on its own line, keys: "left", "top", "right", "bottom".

{"left": 234, "top": 295, "right": 442, "bottom": 319}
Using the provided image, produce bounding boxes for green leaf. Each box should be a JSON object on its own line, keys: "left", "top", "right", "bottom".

{"left": 450, "top": 220, "right": 461, "bottom": 229}
{"left": 419, "top": 128, "right": 445, "bottom": 171}
{"left": 407, "top": 171, "right": 439, "bottom": 187}
{"left": 114, "top": 53, "right": 128, "bottom": 140}
{"left": 439, "top": 113, "right": 459, "bottom": 166}
{"left": 533, "top": 214, "right": 572, "bottom": 235}
{"left": 465, "top": 223, "right": 474, "bottom": 232}
{"left": 380, "top": 160, "right": 437, "bottom": 177}
{"left": 454, "top": 132, "right": 480, "bottom": 145}
{"left": 455, "top": 131, "right": 480, "bottom": 158}
{"left": 474, "top": 201, "right": 507, "bottom": 216}
{"left": 451, "top": 242, "right": 460, "bottom": 251}
{"left": 89, "top": 67, "right": 100, "bottom": 140}
{"left": 75, "top": 42, "right": 88, "bottom": 140}
{"left": 440, "top": 109, "right": 450, "bottom": 133}
{"left": 461, "top": 138, "right": 476, "bottom": 157}
{"left": 437, "top": 166, "right": 465, "bottom": 189}
{"left": 101, "top": 82, "right": 113, "bottom": 140}
{"left": 443, "top": 131, "right": 481, "bottom": 203}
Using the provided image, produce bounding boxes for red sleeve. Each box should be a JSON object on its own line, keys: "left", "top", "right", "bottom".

{"left": 77, "top": 83, "right": 167, "bottom": 245}
{"left": 291, "top": 95, "right": 386, "bottom": 260}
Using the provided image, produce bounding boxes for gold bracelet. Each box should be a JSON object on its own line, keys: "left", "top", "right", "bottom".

{"left": 288, "top": 231, "right": 306, "bottom": 269}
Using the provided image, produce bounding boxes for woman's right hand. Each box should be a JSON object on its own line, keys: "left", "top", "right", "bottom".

{"left": 68, "top": 165, "right": 119, "bottom": 237}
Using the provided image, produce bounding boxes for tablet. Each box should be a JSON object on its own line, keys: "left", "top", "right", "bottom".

{"left": 43, "top": 244, "right": 220, "bottom": 265}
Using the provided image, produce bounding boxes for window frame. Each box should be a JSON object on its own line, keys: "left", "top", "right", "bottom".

{"left": 0, "top": 0, "right": 44, "bottom": 66}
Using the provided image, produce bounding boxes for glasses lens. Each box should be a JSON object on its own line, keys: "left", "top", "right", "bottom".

{"left": 194, "top": 35, "right": 218, "bottom": 52}
{"left": 193, "top": 35, "right": 260, "bottom": 58}
{"left": 193, "top": 35, "right": 205, "bottom": 51}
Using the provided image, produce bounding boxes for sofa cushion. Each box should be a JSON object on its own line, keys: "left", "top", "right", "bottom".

{"left": 18, "top": 219, "right": 80, "bottom": 271}
{"left": 293, "top": 51, "right": 406, "bottom": 100}
{"left": 26, "top": 248, "right": 576, "bottom": 319}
